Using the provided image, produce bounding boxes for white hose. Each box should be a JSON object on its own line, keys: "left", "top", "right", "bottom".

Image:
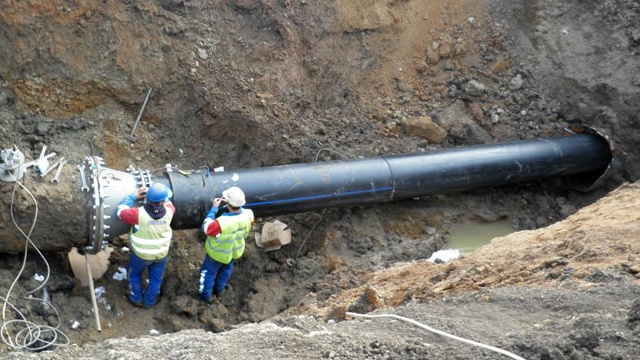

{"left": 1, "top": 169, "right": 70, "bottom": 350}
{"left": 346, "top": 312, "right": 527, "bottom": 360}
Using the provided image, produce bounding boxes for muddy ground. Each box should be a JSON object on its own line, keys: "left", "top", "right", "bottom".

{"left": 0, "top": 0, "right": 639, "bottom": 359}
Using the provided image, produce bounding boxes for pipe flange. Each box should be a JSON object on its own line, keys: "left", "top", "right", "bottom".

{"left": 86, "top": 156, "right": 106, "bottom": 253}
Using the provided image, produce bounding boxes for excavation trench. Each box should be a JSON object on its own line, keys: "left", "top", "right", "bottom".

{"left": 0, "top": 126, "right": 622, "bottom": 350}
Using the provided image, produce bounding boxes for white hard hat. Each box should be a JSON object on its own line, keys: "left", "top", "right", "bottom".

{"left": 222, "top": 186, "right": 246, "bottom": 207}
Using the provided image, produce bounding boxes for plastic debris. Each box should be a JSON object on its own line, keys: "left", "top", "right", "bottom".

{"left": 427, "top": 249, "right": 460, "bottom": 263}
{"left": 112, "top": 267, "right": 127, "bottom": 281}
{"left": 33, "top": 273, "right": 45, "bottom": 282}
{"left": 94, "top": 286, "right": 106, "bottom": 299}
{"left": 120, "top": 246, "right": 130, "bottom": 253}
{"left": 71, "top": 321, "right": 80, "bottom": 329}
{"left": 149, "top": 329, "right": 159, "bottom": 336}
{"left": 99, "top": 297, "right": 111, "bottom": 311}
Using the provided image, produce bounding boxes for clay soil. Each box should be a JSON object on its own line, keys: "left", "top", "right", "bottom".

{"left": 0, "top": 0, "right": 639, "bottom": 359}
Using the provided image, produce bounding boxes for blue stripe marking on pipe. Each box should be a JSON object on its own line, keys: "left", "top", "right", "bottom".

{"left": 244, "top": 186, "right": 394, "bottom": 208}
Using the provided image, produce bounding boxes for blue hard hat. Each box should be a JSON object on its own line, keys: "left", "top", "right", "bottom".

{"left": 147, "top": 183, "right": 172, "bottom": 203}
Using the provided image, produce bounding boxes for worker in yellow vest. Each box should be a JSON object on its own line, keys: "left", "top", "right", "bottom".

{"left": 117, "top": 183, "right": 175, "bottom": 308}
{"left": 198, "top": 186, "right": 254, "bottom": 303}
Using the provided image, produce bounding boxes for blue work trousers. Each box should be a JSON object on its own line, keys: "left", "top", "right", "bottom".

{"left": 128, "top": 252, "right": 168, "bottom": 307}
{"left": 198, "top": 255, "right": 234, "bottom": 301}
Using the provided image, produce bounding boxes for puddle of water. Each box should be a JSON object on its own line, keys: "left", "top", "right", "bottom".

{"left": 446, "top": 218, "right": 514, "bottom": 254}
{"left": 68, "top": 246, "right": 114, "bottom": 287}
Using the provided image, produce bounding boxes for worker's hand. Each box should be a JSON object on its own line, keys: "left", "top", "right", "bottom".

{"left": 212, "top": 197, "right": 226, "bottom": 208}
{"left": 135, "top": 187, "right": 148, "bottom": 200}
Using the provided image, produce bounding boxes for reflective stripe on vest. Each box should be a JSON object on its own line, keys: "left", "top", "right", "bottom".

{"left": 205, "top": 209, "right": 254, "bottom": 264}
{"left": 130, "top": 206, "right": 173, "bottom": 260}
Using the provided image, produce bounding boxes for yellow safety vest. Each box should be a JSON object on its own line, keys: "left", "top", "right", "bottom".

{"left": 130, "top": 207, "right": 173, "bottom": 260}
{"left": 205, "top": 209, "right": 254, "bottom": 264}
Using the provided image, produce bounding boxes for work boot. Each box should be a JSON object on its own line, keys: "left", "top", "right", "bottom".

{"left": 129, "top": 298, "right": 143, "bottom": 308}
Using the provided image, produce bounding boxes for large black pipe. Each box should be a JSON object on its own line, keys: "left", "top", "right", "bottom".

{"left": 82, "top": 129, "right": 614, "bottom": 252}
{"left": 161, "top": 133, "right": 612, "bottom": 224}
{"left": 0, "top": 128, "right": 615, "bottom": 253}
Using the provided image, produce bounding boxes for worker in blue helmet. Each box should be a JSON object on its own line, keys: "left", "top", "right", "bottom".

{"left": 117, "top": 182, "right": 175, "bottom": 308}
{"left": 198, "top": 186, "right": 254, "bottom": 304}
